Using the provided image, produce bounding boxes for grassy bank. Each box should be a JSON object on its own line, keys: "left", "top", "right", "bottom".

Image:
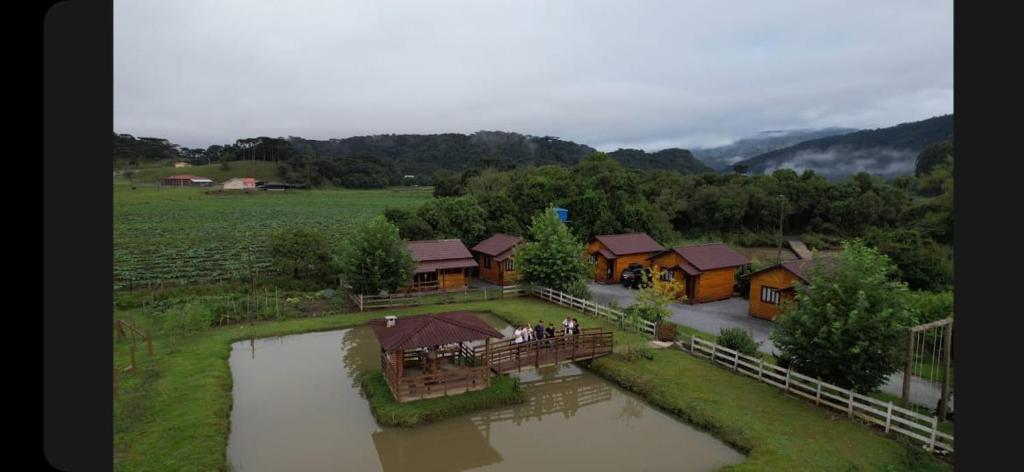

{"left": 358, "top": 371, "right": 525, "bottom": 427}
{"left": 114, "top": 296, "right": 950, "bottom": 472}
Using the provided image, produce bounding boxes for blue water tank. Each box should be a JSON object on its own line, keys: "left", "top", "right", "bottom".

{"left": 555, "top": 207, "right": 569, "bottom": 222}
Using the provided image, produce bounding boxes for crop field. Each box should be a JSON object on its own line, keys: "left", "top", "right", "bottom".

{"left": 113, "top": 179, "right": 433, "bottom": 289}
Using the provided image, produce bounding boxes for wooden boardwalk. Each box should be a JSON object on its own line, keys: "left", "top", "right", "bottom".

{"left": 475, "top": 328, "right": 614, "bottom": 374}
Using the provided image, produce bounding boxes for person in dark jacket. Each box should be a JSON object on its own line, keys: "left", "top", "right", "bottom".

{"left": 534, "top": 320, "right": 545, "bottom": 345}
{"left": 545, "top": 323, "right": 556, "bottom": 349}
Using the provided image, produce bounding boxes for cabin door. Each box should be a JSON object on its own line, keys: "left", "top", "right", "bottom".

{"left": 685, "top": 274, "right": 697, "bottom": 302}
{"left": 606, "top": 259, "right": 614, "bottom": 281}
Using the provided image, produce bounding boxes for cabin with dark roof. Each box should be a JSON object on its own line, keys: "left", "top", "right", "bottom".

{"left": 744, "top": 257, "right": 833, "bottom": 320}
{"left": 369, "top": 311, "right": 503, "bottom": 402}
{"left": 470, "top": 233, "right": 523, "bottom": 286}
{"left": 648, "top": 243, "right": 750, "bottom": 303}
{"left": 586, "top": 233, "right": 665, "bottom": 284}
{"left": 407, "top": 239, "right": 478, "bottom": 292}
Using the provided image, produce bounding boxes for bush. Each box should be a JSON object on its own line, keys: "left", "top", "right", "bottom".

{"left": 267, "top": 227, "right": 336, "bottom": 281}
{"left": 655, "top": 320, "right": 677, "bottom": 342}
{"left": 908, "top": 290, "right": 953, "bottom": 324}
{"left": 718, "top": 328, "right": 761, "bottom": 357}
{"left": 622, "top": 343, "right": 655, "bottom": 361}
{"left": 801, "top": 232, "right": 842, "bottom": 250}
{"left": 564, "top": 279, "right": 592, "bottom": 300}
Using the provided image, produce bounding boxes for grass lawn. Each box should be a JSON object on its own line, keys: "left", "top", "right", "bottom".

{"left": 114, "top": 297, "right": 951, "bottom": 472}
{"left": 113, "top": 180, "right": 432, "bottom": 289}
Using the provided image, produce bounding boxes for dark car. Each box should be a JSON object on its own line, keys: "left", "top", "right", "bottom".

{"left": 620, "top": 263, "right": 652, "bottom": 289}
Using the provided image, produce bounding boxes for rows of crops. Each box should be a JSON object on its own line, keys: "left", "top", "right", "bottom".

{"left": 113, "top": 180, "right": 433, "bottom": 289}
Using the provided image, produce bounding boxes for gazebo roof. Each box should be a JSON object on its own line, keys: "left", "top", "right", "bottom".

{"left": 368, "top": 311, "right": 504, "bottom": 351}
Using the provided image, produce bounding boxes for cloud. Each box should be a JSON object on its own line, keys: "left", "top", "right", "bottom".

{"left": 115, "top": 0, "right": 953, "bottom": 150}
{"left": 762, "top": 146, "right": 918, "bottom": 179}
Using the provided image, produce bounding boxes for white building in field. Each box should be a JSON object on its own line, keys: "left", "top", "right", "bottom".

{"left": 222, "top": 177, "right": 256, "bottom": 190}
{"left": 173, "top": 161, "right": 191, "bottom": 168}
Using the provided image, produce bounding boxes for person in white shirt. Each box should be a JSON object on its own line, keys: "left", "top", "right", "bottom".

{"left": 513, "top": 327, "right": 524, "bottom": 344}
{"left": 563, "top": 316, "right": 572, "bottom": 335}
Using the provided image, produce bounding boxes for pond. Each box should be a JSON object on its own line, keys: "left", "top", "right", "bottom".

{"left": 226, "top": 313, "right": 745, "bottom": 472}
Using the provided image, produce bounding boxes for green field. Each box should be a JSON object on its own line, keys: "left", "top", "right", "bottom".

{"left": 113, "top": 179, "right": 433, "bottom": 289}
{"left": 113, "top": 297, "right": 951, "bottom": 472}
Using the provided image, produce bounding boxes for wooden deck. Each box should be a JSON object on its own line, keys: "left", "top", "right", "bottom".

{"left": 475, "top": 328, "right": 614, "bottom": 374}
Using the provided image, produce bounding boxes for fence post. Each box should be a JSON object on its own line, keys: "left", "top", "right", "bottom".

{"left": 359, "top": 294, "right": 364, "bottom": 312}
{"left": 928, "top": 416, "right": 938, "bottom": 452}
{"left": 884, "top": 402, "right": 893, "bottom": 433}
{"left": 847, "top": 390, "right": 854, "bottom": 418}
{"left": 733, "top": 350, "right": 739, "bottom": 371}
{"left": 784, "top": 369, "right": 790, "bottom": 392}
{"left": 758, "top": 358, "right": 764, "bottom": 379}
{"left": 815, "top": 380, "right": 822, "bottom": 405}
{"left": 690, "top": 336, "right": 696, "bottom": 353}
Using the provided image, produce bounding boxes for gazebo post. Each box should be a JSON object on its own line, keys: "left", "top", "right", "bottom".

{"left": 395, "top": 349, "right": 403, "bottom": 402}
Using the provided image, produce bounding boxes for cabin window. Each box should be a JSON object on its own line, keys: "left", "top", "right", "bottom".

{"left": 414, "top": 272, "right": 437, "bottom": 283}
{"left": 484, "top": 256, "right": 492, "bottom": 268}
{"left": 660, "top": 270, "right": 674, "bottom": 281}
{"left": 504, "top": 258, "right": 514, "bottom": 272}
{"left": 588, "top": 254, "right": 598, "bottom": 265}
{"left": 761, "top": 286, "right": 781, "bottom": 305}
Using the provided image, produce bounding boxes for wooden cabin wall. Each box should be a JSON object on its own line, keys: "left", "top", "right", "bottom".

{"left": 748, "top": 268, "right": 801, "bottom": 320}
{"left": 694, "top": 267, "right": 737, "bottom": 303}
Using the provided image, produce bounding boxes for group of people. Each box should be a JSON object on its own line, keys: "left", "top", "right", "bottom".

{"left": 512, "top": 315, "right": 581, "bottom": 346}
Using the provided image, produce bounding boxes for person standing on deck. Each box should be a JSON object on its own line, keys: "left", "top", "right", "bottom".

{"left": 545, "top": 323, "right": 556, "bottom": 350}
{"left": 562, "top": 315, "right": 572, "bottom": 335}
{"left": 534, "top": 320, "right": 545, "bottom": 347}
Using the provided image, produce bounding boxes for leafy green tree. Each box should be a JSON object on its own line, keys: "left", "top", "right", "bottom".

{"left": 416, "top": 196, "right": 488, "bottom": 245}
{"left": 383, "top": 208, "right": 436, "bottom": 240}
{"left": 267, "top": 228, "right": 336, "bottom": 280}
{"left": 915, "top": 141, "right": 953, "bottom": 177}
{"left": 770, "top": 241, "right": 915, "bottom": 392}
{"left": 338, "top": 216, "right": 416, "bottom": 295}
{"left": 516, "top": 207, "right": 590, "bottom": 291}
{"left": 432, "top": 170, "right": 466, "bottom": 197}
{"left": 864, "top": 228, "right": 952, "bottom": 291}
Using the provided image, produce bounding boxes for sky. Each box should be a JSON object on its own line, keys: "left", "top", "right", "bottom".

{"left": 114, "top": 0, "right": 953, "bottom": 151}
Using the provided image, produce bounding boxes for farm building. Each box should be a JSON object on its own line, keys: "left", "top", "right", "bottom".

{"left": 648, "top": 243, "right": 751, "bottom": 304}
{"left": 407, "top": 239, "right": 478, "bottom": 292}
{"left": 173, "top": 161, "right": 191, "bottom": 168}
{"left": 370, "top": 311, "right": 503, "bottom": 402}
{"left": 744, "top": 257, "right": 833, "bottom": 321}
{"left": 470, "top": 233, "right": 523, "bottom": 286}
{"left": 222, "top": 177, "right": 256, "bottom": 190}
{"left": 161, "top": 174, "right": 213, "bottom": 187}
{"left": 586, "top": 233, "right": 665, "bottom": 284}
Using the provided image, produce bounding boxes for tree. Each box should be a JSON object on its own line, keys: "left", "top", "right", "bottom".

{"left": 915, "top": 141, "right": 953, "bottom": 177}
{"left": 863, "top": 228, "right": 952, "bottom": 292}
{"left": 515, "top": 207, "right": 590, "bottom": 291}
{"left": 267, "top": 228, "right": 335, "bottom": 280}
{"left": 770, "top": 241, "right": 915, "bottom": 392}
{"left": 338, "top": 216, "right": 416, "bottom": 295}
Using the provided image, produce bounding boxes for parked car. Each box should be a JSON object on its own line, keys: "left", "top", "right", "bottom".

{"left": 621, "top": 263, "right": 652, "bottom": 289}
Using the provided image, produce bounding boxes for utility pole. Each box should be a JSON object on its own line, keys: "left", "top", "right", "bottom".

{"left": 776, "top": 195, "right": 786, "bottom": 264}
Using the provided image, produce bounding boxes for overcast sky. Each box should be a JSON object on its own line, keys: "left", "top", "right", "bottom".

{"left": 114, "top": 0, "right": 953, "bottom": 151}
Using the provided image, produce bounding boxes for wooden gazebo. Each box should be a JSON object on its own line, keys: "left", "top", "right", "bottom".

{"left": 369, "top": 311, "right": 503, "bottom": 402}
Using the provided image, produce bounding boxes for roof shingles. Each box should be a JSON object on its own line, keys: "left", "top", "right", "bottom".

{"left": 594, "top": 233, "right": 664, "bottom": 256}
{"left": 368, "top": 312, "right": 504, "bottom": 351}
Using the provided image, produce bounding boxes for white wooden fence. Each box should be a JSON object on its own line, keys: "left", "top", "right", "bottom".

{"left": 352, "top": 285, "right": 525, "bottom": 311}
{"left": 530, "top": 287, "right": 657, "bottom": 336}
{"left": 684, "top": 336, "right": 954, "bottom": 454}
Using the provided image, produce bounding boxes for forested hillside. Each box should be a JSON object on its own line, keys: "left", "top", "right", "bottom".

{"left": 734, "top": 115, "right": 953, "bottom": 179}
{"left": 692, "top": 128, "right": 857, "bottom": 171}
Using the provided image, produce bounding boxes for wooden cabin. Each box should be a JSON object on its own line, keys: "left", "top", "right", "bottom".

{"left": 407, "top": 239, "right": 478, "bottom": 292}
{"left": 586, "top": 233, "right": 665, "bottom": 284}
{"left": 369, "top": 311, "right": 503, "bottom": 402}
{"left": 745, "top": 258, "right": 833, "bottom": 321}
{"left": 161, "top": 174, "right": 213, "bottom": 187}
{"left": 648, "top": 243, "right": 750, "bottom": 304}
{"left": 470, "top": 233, "right": 523, "bottom": 286}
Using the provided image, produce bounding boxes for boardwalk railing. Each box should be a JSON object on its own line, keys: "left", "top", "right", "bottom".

{"left": 683, "top": 336, "right": 954, "bottom": 454}
{"left": 476, "top": 328, "right": 614, "bottom": 373}
{"left": 352, "top": 285, "right": 526, "bottom": 311}
{"left": 530, "top": 287, "right": 657, "bottom": 336}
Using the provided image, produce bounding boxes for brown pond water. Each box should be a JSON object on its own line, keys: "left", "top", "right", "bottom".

{"left": 226, "top": 314, "right": 745, "bottom": 472}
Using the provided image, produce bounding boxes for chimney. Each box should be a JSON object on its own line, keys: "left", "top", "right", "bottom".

{"left": 385, "top": 316, "right": 397, "bottom": 328}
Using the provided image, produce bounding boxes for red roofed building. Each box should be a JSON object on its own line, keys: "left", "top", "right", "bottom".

{"left": 648, "top": 243, "right": 750, "bottom": 303}
{"left": 407, "top": 239, "right": 478, "bottom": 291}
{"left": 586, "top": 233, "right": 665, "bottom": 284}
{"left": 222, "top": 177, "right": 256, "bottom": 190}
{"left": 470, "top": 233, "right": 523, "bottom": 286}
{"left": 744, "top": 257, "right": 834, "bottom": 320}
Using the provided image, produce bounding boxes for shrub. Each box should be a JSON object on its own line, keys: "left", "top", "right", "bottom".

{"left": 564, "top": 279, "right": 592, "bottom": 300}
{"left": 267, "top": 227, "right": 336, "bottom": 281}
{"left": 622, "top": 344, "right": 655, "bottom": 362}
{"left": 655, "top": 320, "right": 677, "bottom": 342}
{"left": 718, "top": 327, "right": 761, "bottom": 357}
{"left": 338, "top": 215, "right": 416, "bottom": 295}
{"left": 802, "top": 232, "right": 842, "bottom": 250}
